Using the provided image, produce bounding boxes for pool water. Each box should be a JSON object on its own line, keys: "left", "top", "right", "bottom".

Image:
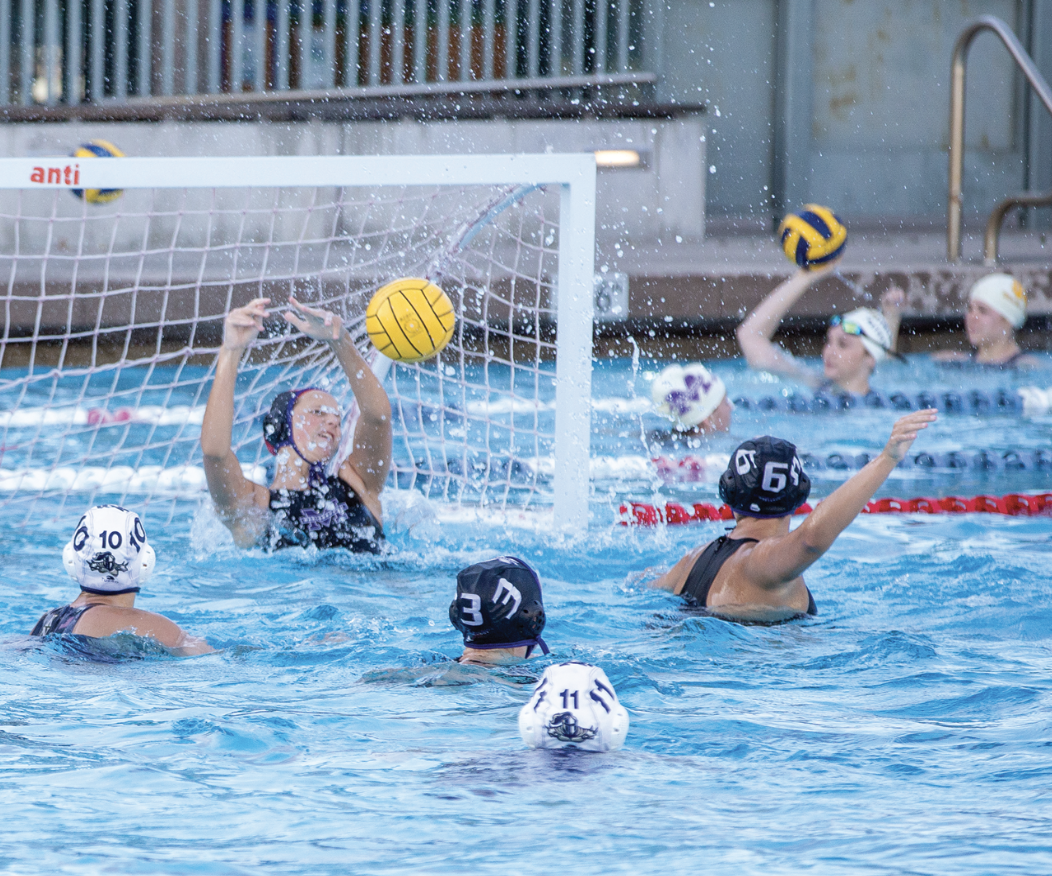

{"left": 3, "top": 354, "right": 1052, "bottom": 874}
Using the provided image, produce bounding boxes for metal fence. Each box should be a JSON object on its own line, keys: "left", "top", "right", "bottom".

{"left": 0, "top": 0, "right": 649, "bottom": 106}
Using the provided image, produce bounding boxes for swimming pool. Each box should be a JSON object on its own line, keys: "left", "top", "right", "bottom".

{"left": 4, "top": 354, "right": 1052, "bottom": 874}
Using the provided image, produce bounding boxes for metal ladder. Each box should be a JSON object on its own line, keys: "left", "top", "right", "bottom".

{"left": 947, "top": 14, "right": 1052, "bottom": 264}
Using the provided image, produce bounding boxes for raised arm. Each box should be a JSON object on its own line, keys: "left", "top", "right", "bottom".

{"left": 284, "top": 297, "right": 393, "bottom": 499}
{"left": 201, "top": 298, "right": 271, "bottom": 544}
{"left": 881, "top": 286, "right": 905, "bottom": 354}
{"left": 735, "top": 263, "right": 837, "bottom": 385}
{"left": 743, "top": 409, "right": 938, "bottom": 587}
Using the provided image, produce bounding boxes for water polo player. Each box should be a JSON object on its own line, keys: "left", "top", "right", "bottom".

{"left": 650, "top": 362, "right": 732, "bottom": 439}
{"left": 932, "top": 273, "right": 1039, "bottom": 369}
{"left": 31, "top": 505, "right": 213, "bottom": 655}
{"left": 736, "top": 262, "right": 904, "bottom": 397}
{"left": 450, "top": 556, "right": 549, "bottom": 665}
{"left": 201, "top": 297, "right": 392, "bottom": 551}
{"left": 648, "top": 409, "right": 937, "bottom": 623}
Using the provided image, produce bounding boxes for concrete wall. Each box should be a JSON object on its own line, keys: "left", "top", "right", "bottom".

{"left": 3, "top": 115, "right": 706, "bottom": 250}
{"left": 655, "top": 0, "right": 1052, "bottom": 228}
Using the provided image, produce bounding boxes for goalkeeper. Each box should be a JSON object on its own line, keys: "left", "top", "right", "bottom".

{"left": 201, "top": 297, "right": 392, "bottom": 552}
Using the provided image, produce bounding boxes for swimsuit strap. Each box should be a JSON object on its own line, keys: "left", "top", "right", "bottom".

{"left": 680, "top": 536, "right": 759, "bottom": 608}
{"left": 30, "top": 602, "right": 98, "bottom": 637}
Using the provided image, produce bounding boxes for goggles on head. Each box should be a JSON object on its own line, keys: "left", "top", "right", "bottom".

{"left": 829, "top": 315, "right": 905, "bottom": 361}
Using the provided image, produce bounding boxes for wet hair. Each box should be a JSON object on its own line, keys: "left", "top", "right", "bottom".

{"left": 719, "top": 436, "right": 811, "bottom": 518}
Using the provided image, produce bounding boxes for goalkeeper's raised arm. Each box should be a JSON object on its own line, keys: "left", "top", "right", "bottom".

{"left": 201, "top": 297, "right": 393, "bottom": 552}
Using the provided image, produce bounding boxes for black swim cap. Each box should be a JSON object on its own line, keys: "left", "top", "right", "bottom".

{"left": 718, "top": 436, "right": 811, "bottom": 518}
{"left": 450, "top": 556, "right": 548, "bottom": 653}
{"left": 262, "top": 388, "right": 320, "bottom": 455}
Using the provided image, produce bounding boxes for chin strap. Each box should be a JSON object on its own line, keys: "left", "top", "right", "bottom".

{"left": 287, "top": 442, "right": 328, "bottom": 489}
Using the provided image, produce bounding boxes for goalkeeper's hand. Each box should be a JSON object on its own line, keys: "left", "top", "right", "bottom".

{"left": 223, "top": 297, "right": 270, "bottom": 350}
{"left": 285, "top": 297, "right": 343, "bottom": 341}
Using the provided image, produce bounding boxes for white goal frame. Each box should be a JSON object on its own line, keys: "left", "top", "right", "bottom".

{"left": 0, "top": 153, "right": 597, "bottom": 530}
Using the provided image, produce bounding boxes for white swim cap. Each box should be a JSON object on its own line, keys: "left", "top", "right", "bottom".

{"left": 836, "top": 307, "right": 893, "bottom": 363}
{"left": 519, "top": 662, "right": 629, "bottom": 752}
{"left": 650, "top": 363, "right": 727, "bottom": 429}
{"left": 969, "top": 273, "right": 1027, "bottom": 329}
{"left": 62, "top": 505, "right": 155, "bottom": 594}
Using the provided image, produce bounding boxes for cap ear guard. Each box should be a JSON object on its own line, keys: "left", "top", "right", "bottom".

{"left": 62, "top": 540, "right": 78, "bottom": 580}
{"left": 138, "top": 543, "right": 156, "bottom": 584}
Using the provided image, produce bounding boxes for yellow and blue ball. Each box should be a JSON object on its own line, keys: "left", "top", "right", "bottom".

{"left": 778, "top": 204, "right": 847, "bottom": 269}
{"left": 71, "top": 139, "right": 125, "bottom": 204}
{"left": 366, "top": 277, "right": 456, "bottom": 363}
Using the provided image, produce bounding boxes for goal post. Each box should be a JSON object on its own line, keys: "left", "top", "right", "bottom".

{"left": 0, "top": 153, "right": 596, "bottom": 530}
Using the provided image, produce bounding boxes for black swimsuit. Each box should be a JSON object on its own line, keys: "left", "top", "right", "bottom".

{"left": 31, "top": 603, "right": 97, "bottom": 637}
{"left": 680, "top": 535, "right": 817, "bottom": 617}
{"left": 268, "top": 474, "right": 384, "bottom": 553}
{"left": 970, "top": 351, "right": 1026, "bottom": 368}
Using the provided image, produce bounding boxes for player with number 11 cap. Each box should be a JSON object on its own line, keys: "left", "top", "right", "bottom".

{"left": 647, "top": 410, "right": 937, "bottom": 623}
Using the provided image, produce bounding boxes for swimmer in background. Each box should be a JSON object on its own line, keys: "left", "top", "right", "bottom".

{"left": 450, "top": 557, "right": 549, "bottom": 665}
{"left": 647, "top": 409, "right": 937, "bottom": 623}
{"left": 736, "top": 262, "right": 905, "bottom": 397}
{"left": 201, "top": 297, "right": 392, "bottom": 552}
{"left": 31, "top": 505, "right": 213, "bottom": 656}
{"left": 649, "top": 362, "right": 732, "bottom": 451}
{"left": 932, "top": 273, "right": 1039, "bottom": 369}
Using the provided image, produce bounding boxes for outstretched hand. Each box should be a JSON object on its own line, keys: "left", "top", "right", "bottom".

{"left": 223, "top": 298, "right": 270, "bottom": 351}
{"left": 881, "top": 285, "right": 906, "bottom": 314}
{"left": 882, "top": 409, "right": 937, "bottom": 462}
{"left": 284, "top": 296, "right": 343, "bottom": 342}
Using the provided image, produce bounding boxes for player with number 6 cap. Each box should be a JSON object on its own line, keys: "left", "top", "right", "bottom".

{"left": 647, "top": 409, "right": 938, "bottom": 623}
{"left": 450, "top": 556, "right": 549, "bottom": 665}
{"left": 30, "top": 505, "right": 213, "bottom": 655}
{"left": 519, "top": 662, "right": 629, "bottom": 752}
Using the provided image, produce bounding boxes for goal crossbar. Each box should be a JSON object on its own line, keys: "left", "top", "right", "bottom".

{"left": 0, "top": 153, "right": 597, "bottom": 530}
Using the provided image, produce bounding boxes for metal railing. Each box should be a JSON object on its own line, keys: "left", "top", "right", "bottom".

{"left": 947, "top": 14, "right": 1052, "bottom": 264}
{"left": 0, "top": 0, "right": 651, "bottom": 108}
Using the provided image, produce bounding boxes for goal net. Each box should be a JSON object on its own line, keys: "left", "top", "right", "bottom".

{"left": 0, "top": 154, "right": 595, "bottom": 529}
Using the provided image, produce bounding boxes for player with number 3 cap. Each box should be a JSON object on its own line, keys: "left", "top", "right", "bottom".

{"left": 647, "top": 410, "right": 938, "bottom": 623}
{"left": 450, "top": 556, "right": 549, "bottom": 665}
{"left": 30, "top": 505, "right": 213, "bottom": 655}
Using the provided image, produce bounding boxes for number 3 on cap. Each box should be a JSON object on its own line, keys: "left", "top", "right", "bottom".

{"left": 459, "top": 594, "right": 483, "bottom": 626}
{"left": 761, "top": 461, "right": 788, "bottom": 493}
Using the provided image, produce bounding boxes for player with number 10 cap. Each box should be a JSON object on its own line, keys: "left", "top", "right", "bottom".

{"left": 450, "top": 556, "right": 549, "bottom": 664}
{"left": 31, "top": 505, "right": 213, "bottom": 655}
{"left": 647, "top": 410, "right": 938, "bottom": 623}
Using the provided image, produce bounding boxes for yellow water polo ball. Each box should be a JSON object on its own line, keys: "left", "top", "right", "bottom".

{"left": 778, "top": 204, "right": 847, "bottom": 269}
{"left": 366, "top": 277, "right": 456, "bottom": 363}
{"left": 71, "top": 139, "right": 125, "bottom": 204}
